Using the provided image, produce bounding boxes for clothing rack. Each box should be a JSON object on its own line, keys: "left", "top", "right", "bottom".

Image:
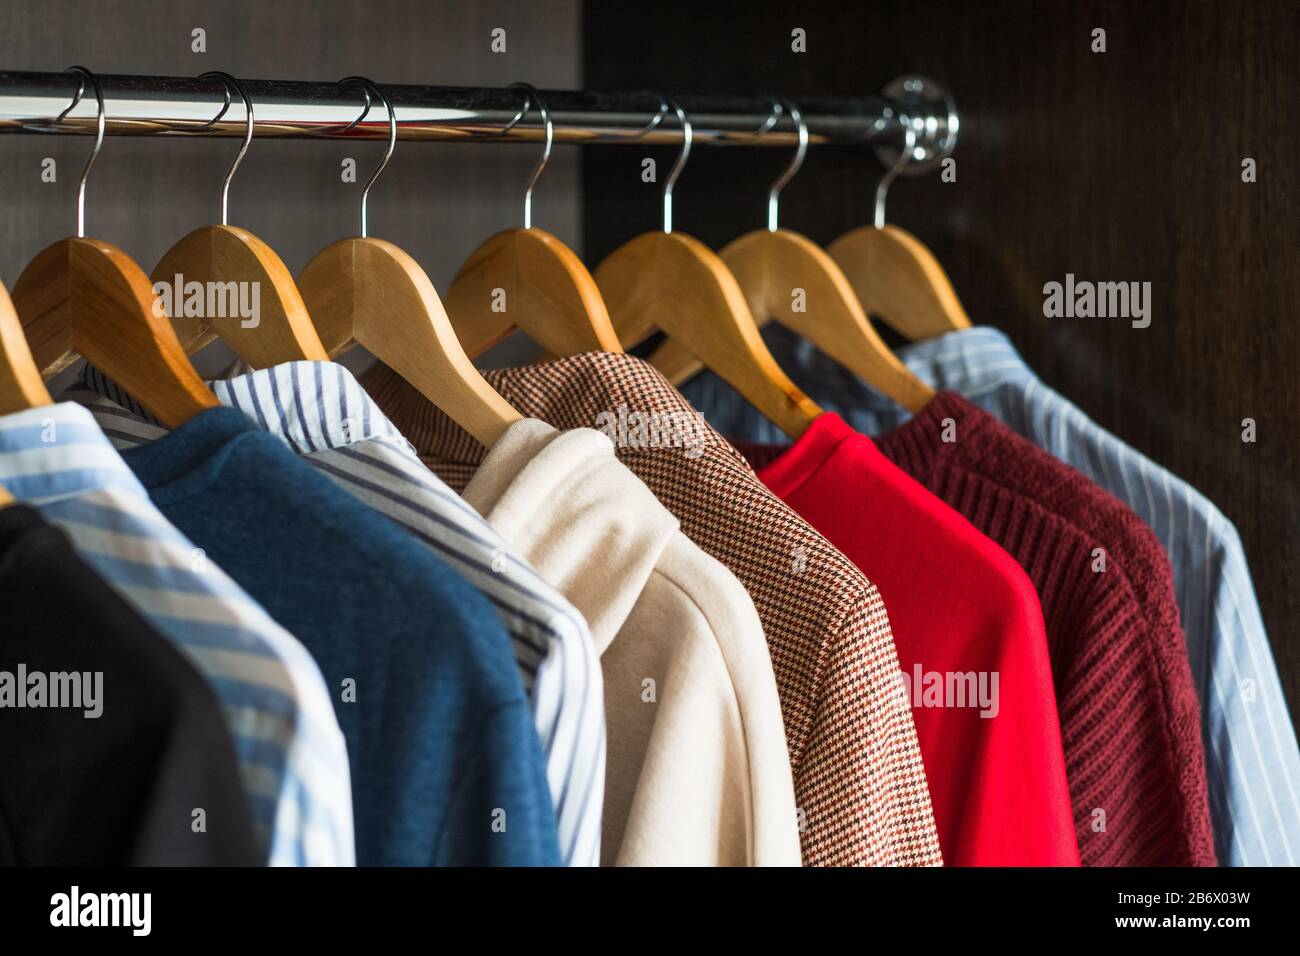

{"left": 0, "top": 71, "right": 958, "bottom": 175}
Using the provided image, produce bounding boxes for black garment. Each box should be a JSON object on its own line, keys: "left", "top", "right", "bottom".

{"left": 0, "top": 504, "right": 262, "bottom": 866}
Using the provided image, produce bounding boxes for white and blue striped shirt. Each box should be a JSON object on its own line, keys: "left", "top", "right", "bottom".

{"left": 68, "top": 361, "right": 606, "bottom": 868}
{"left": 682, "top": 324, "right": 1300, "bottom": 867}
{"left": 0, "top": 403, "right": 355, "bottom": 866}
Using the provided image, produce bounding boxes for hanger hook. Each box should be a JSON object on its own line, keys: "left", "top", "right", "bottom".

{"left": 634, "top": 100, "right": 669, "bottom": 138}
{"left": 506, "top": 83, "right": 553, "bottom": 230}
{"left": 59, "top": 66, "right": 105, "bottom": 239}
{"left": 338, "top": 76, "right": 396, "bottom": 239}
{"left": 763, "top": 95, "right": 807, "bottom": 232}
{"left": 198, "top": 72, "right": 254, "bottom": 227}
{"left": 657, "top": 94, "right": 692, "bottom": 235}
{"left": 874, "top": 113, "right": 917, "bottom": 229}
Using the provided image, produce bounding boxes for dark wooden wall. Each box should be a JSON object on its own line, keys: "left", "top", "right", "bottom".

{"left": 582, "top": 0, "right": 1300, "bottom": 722}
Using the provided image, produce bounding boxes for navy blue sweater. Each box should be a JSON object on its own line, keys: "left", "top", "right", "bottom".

{"left": 122, "top": 407, "right": 560, "bottom": 866}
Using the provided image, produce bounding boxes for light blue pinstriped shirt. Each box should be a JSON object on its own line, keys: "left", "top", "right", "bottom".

{"left": 66, "top": 361, "right": 606, "bottom": 868}
{"left": 0, "top": 403, "right": 355, "bottom": 865}
{"left": 682, "top": 324, "right": 1300, "bottom": 867}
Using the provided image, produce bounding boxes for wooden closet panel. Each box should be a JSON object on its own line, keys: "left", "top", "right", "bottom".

{"left": 582, "top": 0, "right": 1300, "bottom": 722}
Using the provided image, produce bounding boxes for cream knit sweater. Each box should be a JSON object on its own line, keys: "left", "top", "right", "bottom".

{"left": 462, "top": 420, "right": 801, "bottom": 866}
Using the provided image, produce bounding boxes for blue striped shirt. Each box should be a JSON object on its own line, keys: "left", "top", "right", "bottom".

{"left": 682, "top": 324, "right": 1300, "bottom": 867}
{"left": 67, "top": 361, "right": 606, "bottom": 868}
{"left": 0, "top": 403, "right": 355, "bottom": 865}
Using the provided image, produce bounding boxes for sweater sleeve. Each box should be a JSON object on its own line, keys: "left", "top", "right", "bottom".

{"left": 1060, "top": 523, "right": 1217, "bottom": 867}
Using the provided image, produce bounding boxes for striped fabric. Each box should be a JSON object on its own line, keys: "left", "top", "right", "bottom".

{"left": 0, "top": 403, "right": 355, "bottom": 866}
{"left": 361, "top": 353, "right": 945, "bottom": 867}
{"left": 681, "top": 324, "right": 1300, "bottom": 867}
{"left": 68, "top": 362, "right": 606, "bottom": 868}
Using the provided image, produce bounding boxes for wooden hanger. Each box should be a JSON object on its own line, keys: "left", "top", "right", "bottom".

{"left": 0, "top": 280, "right": 53, "bottom": 414}
{"left": 648, "top": 98, "right": 934, "bottom": 413}
{"left": 297, "top": 78, "right": 520, "bottom": 448}
{"left": 599, "top": 97, "right": 821, "bottom": 439}
{"left": 445, "top": 84, "right": 622, "bottom": 359}
{"left": 826, "top": 121, "right": 970, "bottom": 341}
{"left": 11, "top": 68, "right": 218, "bottom": 429}
{"left": 154, "top": 72, "right": 327, "bottom": 367}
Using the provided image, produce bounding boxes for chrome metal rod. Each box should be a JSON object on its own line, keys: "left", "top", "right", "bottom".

{"left": 0, "top": 71, "right": 957, "bottom": 166}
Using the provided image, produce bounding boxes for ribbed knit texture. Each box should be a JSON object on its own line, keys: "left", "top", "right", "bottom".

{"left": 874, "top": 391, "right": 1216, "bottom": 866}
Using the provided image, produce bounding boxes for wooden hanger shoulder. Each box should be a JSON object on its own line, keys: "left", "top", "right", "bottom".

{"left": 648, "top": 229, "right": 935, "bottom": 411}
{"left": 0, "top": 483, "right": 14, "bottom": 507}
{"left": 12, "top": 237, "right": 218, "bottom": 428}
{"left": 445, "top": 227, "right": 622, "bottom": 358}
{"left": 0, "top": 280, "right": 53, "bottom": 415}
{"left": 153, "top": 224, "right": 328, "bottom": 367}
{"left": 828, "top": 223, "right": 971, "bottom": 341}
{"left": 597, "top": 229, "right": 821, "bottom": 438}
{"left": 298, "top": 236, "right": 522, "bottom": 447}
{"left": 724, "top": 228, "right": 933, "bottom": 411}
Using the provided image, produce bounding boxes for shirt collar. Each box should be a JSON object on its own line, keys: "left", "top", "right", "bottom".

{"left": 0, "top": 402, "right": 148, "bottom": 504}
{"left": 767, "top": 323, "right": 1033, "bottom": 415}
{"left": 895, "top": 326, "right": 1035, "bottom": 396}
{"left": 72, "top": 361, "right": 416, "bottom": 457}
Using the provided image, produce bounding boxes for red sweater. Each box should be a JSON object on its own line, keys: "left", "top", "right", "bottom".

{"left": 869, "top": 392, "right": 1216, "bottom": 866}
{"left": 739, "top": 412, "right": 1079, "bottom": 866}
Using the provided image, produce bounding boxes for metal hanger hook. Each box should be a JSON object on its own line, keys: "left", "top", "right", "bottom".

{"left": 338, "top": 76, "right": 396, "bottom": 239}
{"left": 59, "top": 66, "right": 105, "bottom": 239}
{"left": 199, "top": 71, "right": 253, "bottom": 227}
{"left": 763, "top": 95, "right": 808, "bottom": 232}
{"left": 657, "top": 94, "right": 692, "bottom": 235}
{"left": 506, "top": 83, "right": 553, "bottom": 230}
{"left": 874, "top": 113, "right": 917, "bottom": 228}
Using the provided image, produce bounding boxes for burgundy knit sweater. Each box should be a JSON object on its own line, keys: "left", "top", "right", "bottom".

{"left": 871, "top": 392, "right": 1216, "bottom": 866}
